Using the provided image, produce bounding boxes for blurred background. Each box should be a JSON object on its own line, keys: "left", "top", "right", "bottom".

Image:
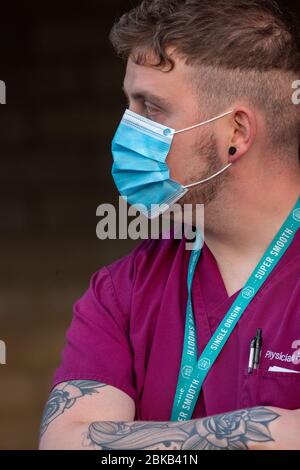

{"left": 0, "top": 0, "right": 299, "bottom": 450}
{"left": 0, "top": 0, "right": 140, "bottom": 449}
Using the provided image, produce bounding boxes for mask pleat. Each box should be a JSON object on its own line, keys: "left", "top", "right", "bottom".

{"left": 112, "top": 123, "right": 172, "bottom": 163}
{"left": 112, "top": 147, "right": 169, "bottom": 172}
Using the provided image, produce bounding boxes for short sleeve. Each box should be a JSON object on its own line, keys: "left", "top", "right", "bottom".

{"left": 51, "top": 266, "right": 136, "bottom": 402}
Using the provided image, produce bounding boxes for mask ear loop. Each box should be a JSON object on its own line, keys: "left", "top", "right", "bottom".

{"left": 169, "top": 110, "right": 234, "bottom": 136}
{"left": 166, "top": 109, "right": 234, "bottom": 188}
{"left": 183, "top": 163, "right": 233, "bottom": 189}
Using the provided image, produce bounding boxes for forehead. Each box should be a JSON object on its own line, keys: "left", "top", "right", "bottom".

{"left": 123, "top": 53, "right": 197, "bottom": 102}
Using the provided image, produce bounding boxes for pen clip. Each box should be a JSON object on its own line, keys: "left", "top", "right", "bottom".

{"left": 253, "top": 328, "right": 263, "bottom": 370}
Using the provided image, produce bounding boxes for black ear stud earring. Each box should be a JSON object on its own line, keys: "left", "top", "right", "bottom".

{"left": 229, "top": 146, "right": 237, "bottom": 156}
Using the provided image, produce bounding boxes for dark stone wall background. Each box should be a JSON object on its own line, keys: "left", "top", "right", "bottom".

{"left": 0, "top": 0, "right": 299, "bottom": 449}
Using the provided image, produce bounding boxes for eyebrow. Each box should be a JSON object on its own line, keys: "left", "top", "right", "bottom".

{"left": 122, "top": 85, "right": 171, "bottom": 110}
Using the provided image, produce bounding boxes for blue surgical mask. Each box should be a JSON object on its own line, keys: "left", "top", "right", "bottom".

{"left": 111, "top": 108, "right": 233, "bottom": 218}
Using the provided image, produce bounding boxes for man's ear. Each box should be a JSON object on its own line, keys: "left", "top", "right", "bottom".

{"left": 228, "top": 107, "right": 257, "bottom": 162}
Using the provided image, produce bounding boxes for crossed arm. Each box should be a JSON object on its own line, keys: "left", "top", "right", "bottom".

{"left": 39, "top": 380, "right": 300, "bottom": 450}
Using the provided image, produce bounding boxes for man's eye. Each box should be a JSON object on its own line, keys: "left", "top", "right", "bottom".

{"left": 144, "top": 102, "right": 161, "bottom": 118}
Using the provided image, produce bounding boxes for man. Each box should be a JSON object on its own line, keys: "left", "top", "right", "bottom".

{"left": 39, "top": 0, "right": 300, "bottom": 450}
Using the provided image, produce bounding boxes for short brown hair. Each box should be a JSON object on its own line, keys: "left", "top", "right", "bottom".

{"left": 110, "top": 0, "right": 300, "bottom": 157}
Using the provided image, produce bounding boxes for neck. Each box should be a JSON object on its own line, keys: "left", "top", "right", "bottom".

{"left": 203, "top": 164, "right": 300, "bottom": 259}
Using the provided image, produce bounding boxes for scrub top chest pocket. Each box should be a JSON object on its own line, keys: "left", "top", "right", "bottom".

{"left": 241, "top": 330, "right": 300, "bottom": 410}
{"left": 242, "top": 367, "right": 300, "bottom": 410}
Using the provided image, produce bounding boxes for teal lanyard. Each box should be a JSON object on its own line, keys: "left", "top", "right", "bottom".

{"left": 171, "top": 197, "right": 300, "bottom": 422}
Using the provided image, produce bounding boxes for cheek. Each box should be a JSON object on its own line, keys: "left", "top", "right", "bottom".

{"left": 166, "top": 137, "right": 192, "bottom": 181}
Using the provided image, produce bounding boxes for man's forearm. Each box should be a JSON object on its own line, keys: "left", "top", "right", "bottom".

{"left": 80, "top": 407, "right": 281, "bottom": 450}
{"left": 40, "top": 406, "right": 300, "bottom": 450}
